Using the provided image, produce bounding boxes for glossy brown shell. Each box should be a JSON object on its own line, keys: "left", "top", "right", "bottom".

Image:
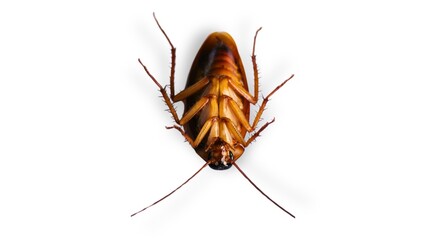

{"left": 182, "top": 32, "right": 250, "bottom": 165}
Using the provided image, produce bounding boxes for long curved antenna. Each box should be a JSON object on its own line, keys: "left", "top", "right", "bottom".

{"left": 131, "top": 162, "right": 210, "bottom": 217}
{"left": 233, "top": 162, "right": 295, "bottom": 218}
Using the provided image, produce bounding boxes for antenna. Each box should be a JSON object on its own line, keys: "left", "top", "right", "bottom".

{"left": 233, "top": 162, "right": 295, "bottom": 218}
{"left": 131, "top": 162, "right": 209, "bottom": 217}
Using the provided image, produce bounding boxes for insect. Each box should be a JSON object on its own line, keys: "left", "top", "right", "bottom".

{"left": 132, "top": 13, "right": 295, "bottom": 218}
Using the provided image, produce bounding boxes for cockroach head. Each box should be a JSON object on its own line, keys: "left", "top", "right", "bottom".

{"left": 205, "top": 139, "right": 244, "bottom": 170}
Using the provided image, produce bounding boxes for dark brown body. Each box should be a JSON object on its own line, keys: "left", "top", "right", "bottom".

{"left": 183, "top": 33, "right": 250, "bottom": 169}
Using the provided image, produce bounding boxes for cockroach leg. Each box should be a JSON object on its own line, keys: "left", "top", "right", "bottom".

{"left": 173, "top": 77, "right": 210, "bottom": 102}
{"left": 166, "top": 117, "right": 216, "bottom": 148}
{"left": 245, "top": 118, "right": 275, "bottom": 146}
{"left": 227, "top": 74, "right": 293, "bottom": 135}
{"left": 225, "top": 96, "right": 253, "bottom": 131}
{"left": 249, "top": 27, "right": 294, "bottom": 130}
{"left": 138, "top": 58, "right": 180, "bottom": 123}
{"left": 251, "top": 74, "right": 294, "bottom": 129}
{"left": 192, "top": 117, "right": 217, "bottom": 147}
{"left": 223, "top": 118, "right": 246, "bottom": 143}
{"left": 227, "top": 79, "right": 257, "bottom": 104}
{"left": 179, "top": 96, "right": 211, "bottom": 125}
{"left": 152, "top": 13, "right": 177, "bottom": 99}
{"left": 165, "top": 125, "right": 195, "bottom": 146}
{"left": 250, "top": 27, "right": 262, "bottom": 103}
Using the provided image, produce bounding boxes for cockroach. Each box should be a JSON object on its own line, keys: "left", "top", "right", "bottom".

{"left": 132, "top": 13, "right": 295, "bottom": 218}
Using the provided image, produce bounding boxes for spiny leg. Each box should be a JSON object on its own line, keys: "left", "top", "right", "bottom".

{"left": 249, "top": 27, "right": 295, "bottom": 131}
{"left": 223, "top": 75, "right": 292, "bottom": 146}
{"left": 153, "top": 13, "right": 207, "bottom": 104}
{"left": 245, "top": 118, "right": 275, "bottom": 146}
{"left": 165, "top": 125, "right": 195, "bottom": 146}
{"left": 250, "top": 27, "right": 262, "bottom": 103}
{"left": 140, "top": 14, "right": 209, "bottom": 126}
{"left": 226, "top": 74, "right": 293, "bottom": 135}
{"left": 137, "top": 14, "right": 178, "bottom": 123}
{"left": 229, "top": 26, "right": 294, "bottom": 133}
{"left": 138, "top": 58, "right": 179, "bottom": 123}
{"left": 152, "top": 13, "right": 177, "bottom": 99}
{"left": 139, "top": 59, "right": 211, "bottom": 126}
{"left": 251, "top": 74, "right": 294, "bottom": 130}
{"left": 143, "top": 14, "right": 216, "bottom": 147}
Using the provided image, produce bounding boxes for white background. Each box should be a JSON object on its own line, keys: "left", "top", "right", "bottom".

{"left": 1, "top": 0, "right": 425, "bottom": 239}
